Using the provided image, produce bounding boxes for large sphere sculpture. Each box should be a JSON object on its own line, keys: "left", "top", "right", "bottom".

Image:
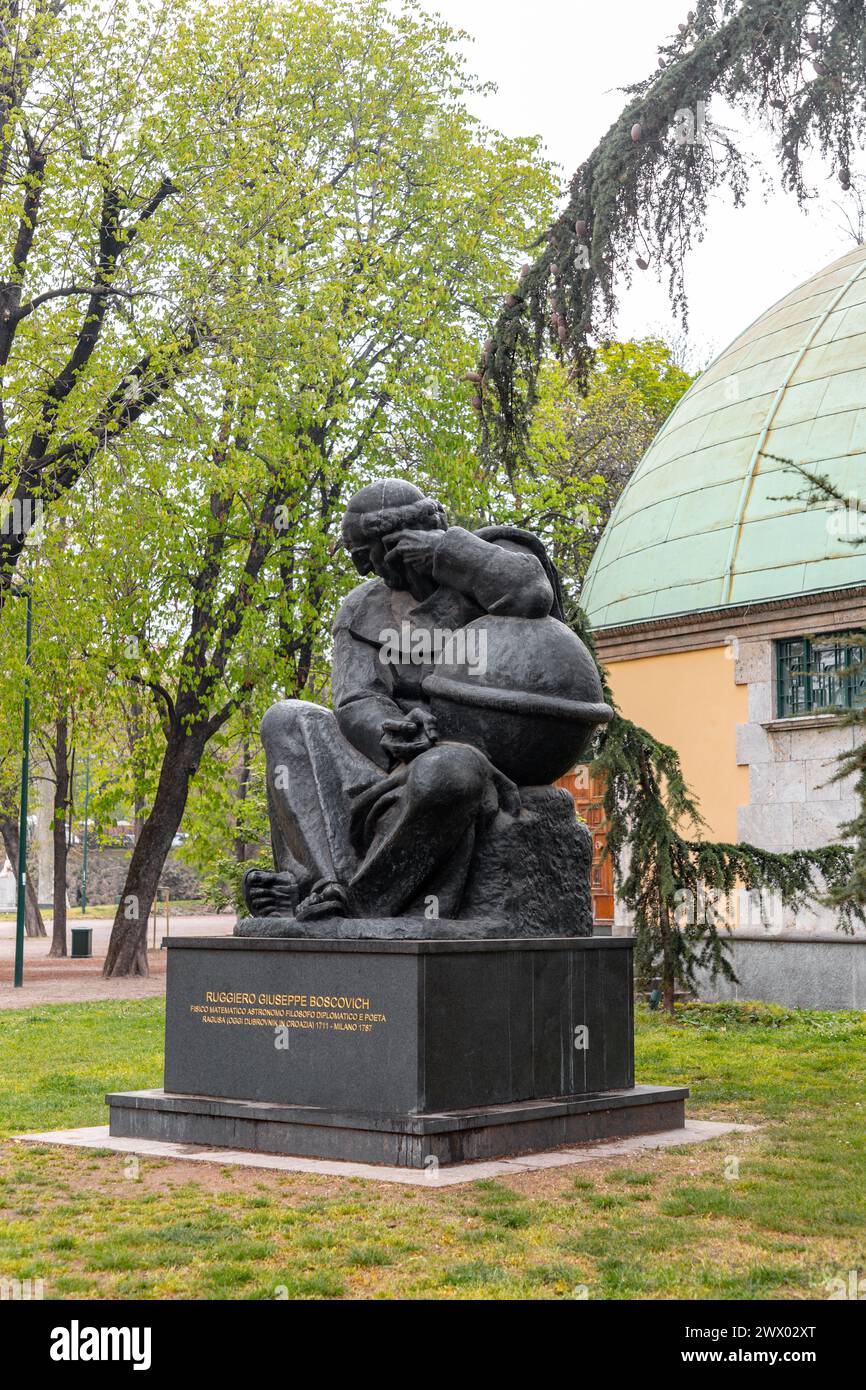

{"left": 422, "top": 615, "right": 613, "bottom": 785}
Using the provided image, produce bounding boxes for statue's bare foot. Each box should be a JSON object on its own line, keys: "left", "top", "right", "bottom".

{"left": 243, "top": 868, "right": 300, "bottom": 917}
{"left": 295, "top": 879, "right": 350, "bottom": 921}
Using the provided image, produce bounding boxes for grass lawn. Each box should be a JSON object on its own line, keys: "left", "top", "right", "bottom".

{"left": 0, "top": 998, "right": 864, "bottom": 1300}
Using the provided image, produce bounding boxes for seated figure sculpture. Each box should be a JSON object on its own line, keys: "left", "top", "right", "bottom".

{"left": 243, "top": 478, "right": 611, "bottom": 928}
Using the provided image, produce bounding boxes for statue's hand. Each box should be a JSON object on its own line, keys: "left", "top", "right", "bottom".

{"left": 489, "top": 765, "right": 521, "bottom": 817}
{"left": 243, "top": 868, "right": 300, "bottom": 917}
{"left": 381, "top": 707, "right": 438, "bottom": 763}
{"left": 295, "top": 878, "right": 350, "bottom": 921}
{"left": 382, "top": 528, "right": 444, "bottom": 576}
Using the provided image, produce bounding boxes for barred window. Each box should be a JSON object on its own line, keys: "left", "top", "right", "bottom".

{"left": 776, "top": 634, "right": 866, "bottom": 718}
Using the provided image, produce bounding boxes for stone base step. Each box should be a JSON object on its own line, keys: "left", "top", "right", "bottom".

{"left": 106, "top": 1082, "right": 688, "bottom": 1168}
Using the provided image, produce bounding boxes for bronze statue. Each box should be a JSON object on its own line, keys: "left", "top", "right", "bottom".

{"left": 242, "top": 479, "right": 611, "bottom": 933}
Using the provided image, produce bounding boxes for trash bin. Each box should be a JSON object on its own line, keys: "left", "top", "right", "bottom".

{"left": 71, "top": 927, "right": 93, "bottom": 959}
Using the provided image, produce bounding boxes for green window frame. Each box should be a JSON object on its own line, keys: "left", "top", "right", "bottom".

{"left": 776, "top": 633, "right": 866, "bottom": 718}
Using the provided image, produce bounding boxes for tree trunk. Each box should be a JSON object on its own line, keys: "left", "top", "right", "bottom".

{"left": 103, "top": 725, "right": 207, "bottom": 977}
{"left": 234, "top": 735, "right": 251, "bottom": 862}
{"left": 129, "top": 696, "right": 146, "bottom": 843}
{"left": 659, "top": 895, "right": 675, "bottom": 1015}
{"left": 0, "top": 812, "right": 46, "bottom": 938}
{"left": 49, "top": 716, "right": 70, "bottom": 957}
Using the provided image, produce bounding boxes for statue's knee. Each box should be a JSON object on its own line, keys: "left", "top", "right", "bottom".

{"left": 260, "top": 699, "right": 330, "bottom": 755}
{"left": 408, "top": 742, "right": 486, "bottom": 809}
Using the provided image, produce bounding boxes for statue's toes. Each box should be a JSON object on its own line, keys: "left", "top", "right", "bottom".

{"left": 296, "top": 898, "right": 329, "bottom": 921}
{"left": 296, "top": 881, "right": 348, "bottom": 921}
{"left": 248, "top": 886, "right": 284, "bottom": 917}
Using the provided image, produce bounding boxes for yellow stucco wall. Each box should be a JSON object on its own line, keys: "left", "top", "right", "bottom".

{"left": 602, "top": 645, "right": 748, "bottom": 842}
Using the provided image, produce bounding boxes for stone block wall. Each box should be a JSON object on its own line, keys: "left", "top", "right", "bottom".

{"left": 693, "top": 931, "right": 866, "bottom": 1009}
{"left": 734, "top": 636, "right": 864, "bottom": 934}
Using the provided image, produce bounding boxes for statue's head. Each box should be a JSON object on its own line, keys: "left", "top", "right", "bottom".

{"left": 341, "top": 478, "right": 447, "bottom": 588}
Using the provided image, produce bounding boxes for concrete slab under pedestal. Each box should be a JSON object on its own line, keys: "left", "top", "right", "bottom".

{"left": 104, "top": 1081, "right": 688, "bottom": 1167}
{"left": 14, "top": 1118, "right": 752, "bottom": 1187}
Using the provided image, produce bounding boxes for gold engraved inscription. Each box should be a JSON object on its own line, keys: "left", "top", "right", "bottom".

{"left": 189, "top": 989, "right": 387, "bottom": 1034}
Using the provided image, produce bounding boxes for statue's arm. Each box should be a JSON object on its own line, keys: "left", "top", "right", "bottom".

{"left": 331, "top": 626, "right": 404, "bottom": 770}
{"left": 431, "top": 526, "right": 553, "bottom": 618}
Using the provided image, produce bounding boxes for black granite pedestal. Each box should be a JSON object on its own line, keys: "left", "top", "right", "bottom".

{"left": 107, "top": 929, "right": 686, "bottom": 1167}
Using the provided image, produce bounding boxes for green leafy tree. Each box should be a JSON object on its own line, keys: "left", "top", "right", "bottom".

{"left": 5, "top": 0, "right": 557, "bottom": 975}
{"left": 197, "top": 765, "right": 272, "bottom": 916}
{"left": 0, "top": 0, "right": 273, "bottom": 603}
{"left": 481, "top": 0, "right": 866, "bottom": 464}
{"left": 0, "top": 709, "right": 47, "bottom": 936}
{"left": 0, "top": 556, "right": 74, "bottom": 940}
{"left": 572, "top": 338, "right": 694, "bottom": 535}
{"left": 824, "top": 710, "right": 866, "bottom": 916}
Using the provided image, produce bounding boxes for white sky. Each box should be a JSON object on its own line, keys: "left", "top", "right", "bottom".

{"left": 425, "top": 0, "right": 859, "bottom": 366}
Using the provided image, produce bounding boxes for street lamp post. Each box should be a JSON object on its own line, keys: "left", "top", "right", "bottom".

{"left": 13, "top": 586, "right": 32, "bottom": 989}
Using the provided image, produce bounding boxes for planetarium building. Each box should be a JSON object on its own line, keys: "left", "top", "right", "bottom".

{"left": 580, "top": 243, "right": 866, "bottom": 1009}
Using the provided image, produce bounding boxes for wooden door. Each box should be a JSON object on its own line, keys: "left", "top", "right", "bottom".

{"left": 557, "top": 766, "right": 614, "bottom": 929}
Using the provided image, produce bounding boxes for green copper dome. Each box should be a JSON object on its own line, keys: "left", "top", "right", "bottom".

{"left": 581, "top": 243, "right": 866, "bottom": 629}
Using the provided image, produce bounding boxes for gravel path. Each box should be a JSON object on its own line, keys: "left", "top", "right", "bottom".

{"left": 0, "top": 912, "right": 236, "bottom": 1009}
